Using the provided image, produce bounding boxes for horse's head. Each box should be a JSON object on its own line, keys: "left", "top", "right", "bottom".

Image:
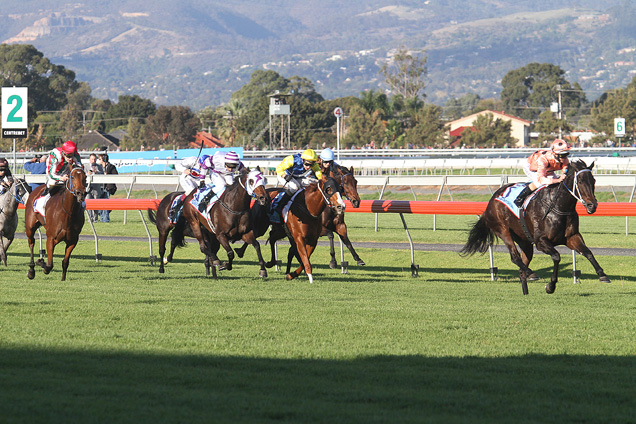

{"left": 244, "top": 168, "right": 268, "bottom": 206}
{"left": 335, "top": 166, "right": 360, "bottom": 208}
{"left": 321, "top": 176, "right": 346, "bottom": 216}
{"left": 13, "top": 178, "right": 31, "bottom": 205}
{"left": 566, "top": 160, "right": 597, "bottom": 214}
{"left": 68, "top": 166, "right": 88, "bottom": 203}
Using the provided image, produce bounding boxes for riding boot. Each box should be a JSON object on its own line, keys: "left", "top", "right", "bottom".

{"left": 198, "top": 189, "right": 215, "bottom": 212}
{"left": 169, "top": 197, "right": 183, "bottom": 221}
{"left": 40, "top": 186, "right": 51, "bottom": 197}
{"left": 275, "top": 192, "right": 292, "bottom": 215}
{"left": 514, "top": 185, "right": 533, "bottom": 207}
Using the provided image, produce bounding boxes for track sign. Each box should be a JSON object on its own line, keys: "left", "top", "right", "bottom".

{"left": 333, "top": 107, "right": 343, "bottom": 118}
{"left": 614, "top": 117, "right": 626, "bottom": 137}
{"left": 2, "top": 87, "right": 28, "bottom": 138}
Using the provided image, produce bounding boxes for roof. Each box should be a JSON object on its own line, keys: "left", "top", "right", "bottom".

{"left": 190, "top": 131, "right": 225, "bottom": 149}
{"left": 77, "top": 131, "right": 120, "bottom": 151}
{"left": 448, "top": 110, "right": 532, "bottom": 127}
{"left": 449, "top": 126, "right": 476, "bottom": 137}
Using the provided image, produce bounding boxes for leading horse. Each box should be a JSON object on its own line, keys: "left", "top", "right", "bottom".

{"left": 0, "top": 178, "right": 31, "bottom": 266}
{"left": 25, "top": 166, "right": 87, "bottom": 281}
{"left": 461, "top": 159, "right": 609, "bottom": 295}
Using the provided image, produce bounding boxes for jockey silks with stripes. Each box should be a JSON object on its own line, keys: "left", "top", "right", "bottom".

{"left": 0, "top": 158, "right": 13, "bottom": 195}
{"left": 274, "top": 149, "right": 323, "bottom": 214}
{"left": 198, "top": 151, "right": 244, "bottom": 212}
{"left": 514, "top": 139, "right": 571, "bottom": 207}
{"left": 43, "top": 141, "right": 82, "bottom": 199}
{"left": 169, "top": 154, "right": 214, "bottom": 220}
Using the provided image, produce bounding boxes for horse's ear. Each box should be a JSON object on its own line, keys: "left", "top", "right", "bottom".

{"left": 589, "top": 161, "right": 595, "bottom": 170}
{"left": 349, "top": 166, "right": 354, "bottom": 174}
{"left": 256, "top": 165, "right": 261, "bottom": 172}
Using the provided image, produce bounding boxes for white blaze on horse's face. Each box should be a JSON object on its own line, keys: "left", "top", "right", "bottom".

{"left": 246, "top": 170, "right": 265, "bottom": 197}
{"left": 333, "top": 191, "right": 346, "bottom": 211}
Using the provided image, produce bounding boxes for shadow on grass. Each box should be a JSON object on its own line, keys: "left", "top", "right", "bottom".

{"left": 0, "top": 348, "right": 634, "bottom": 423}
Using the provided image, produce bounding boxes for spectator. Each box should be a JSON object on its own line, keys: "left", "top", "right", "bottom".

{"left": 84, "top": 154, "right": 104, "bottom": 223}
{"left": 98, "top": 153, "right": 118, "bottom": 223}
{"left": 24, "top": 155, "right": 47, "bottom": 191}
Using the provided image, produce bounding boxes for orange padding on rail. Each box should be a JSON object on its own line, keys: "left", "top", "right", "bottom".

{"left": 18, "top": 199, "right": 636, "bottom": 216}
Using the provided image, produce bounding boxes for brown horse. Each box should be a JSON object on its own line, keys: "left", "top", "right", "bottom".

{"left": 281, "top": 176, "right": 345, "bottom": 283}
{"left": 461, "top": 160, "right": 609, "bottom": 295}
{"left": 25, "top": 166, "right": 87, "bottom": 281}
{"left": 320, "top": 164, "right": 365, "bottom": 268}
{"left": 0, "top": 178, "right": 31, "bottom": 266}
{"left": 180, "top": 168, "right": 269, "bottom": 277}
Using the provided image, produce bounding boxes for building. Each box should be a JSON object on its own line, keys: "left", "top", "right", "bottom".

{"left": 189, "top": 131, "right": 225, "bottom": 149}
{"left": 77, "top": 130, "right": 120, "bottom": 151}
{"left": 447, "top": 110, "right": 532, "bottom": 147}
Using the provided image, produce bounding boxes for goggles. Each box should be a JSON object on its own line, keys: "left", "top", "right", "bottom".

{"left": 226, "top": 163, "right": 238, "bottom": 169}
{"left": 303, "top": 161, "right": 315, "bottom": 167}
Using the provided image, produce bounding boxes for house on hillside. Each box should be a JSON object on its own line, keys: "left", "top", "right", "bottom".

{"left": 447, "top": 110, "right": 531, "bottom": 147}
{"left": 77, "top": 130, "right": 120, "bottom": 151}
{"left": 190, "top": 131, "right": 225, "bottom": 149}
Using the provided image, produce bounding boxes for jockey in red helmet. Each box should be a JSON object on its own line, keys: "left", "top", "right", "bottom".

{"left": 43, "top": 140, "right": 82, "bottom": 197}
{"left": 514, "top": 139, "right": 571, "bottom": 207}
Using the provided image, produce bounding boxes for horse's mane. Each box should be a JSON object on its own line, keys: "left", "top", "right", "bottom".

{"left": 565, "top": 159, "right": 589, "bottom": 180}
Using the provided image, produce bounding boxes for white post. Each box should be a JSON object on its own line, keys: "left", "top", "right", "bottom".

{"left": 336, "top": 115, "right": 341, "bottom": 161}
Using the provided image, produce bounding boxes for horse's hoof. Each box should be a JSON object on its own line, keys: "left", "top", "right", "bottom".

{"left": 527, "top": 273, "right": 540, "bottom": 281}
{"left": 329, "top": 260, "right": 337, "bottom": 269}
{"left": 545, "top": 284, "right": 556, "bottom": 294}
{"left": 36, "top": 259, "right": 45, "bottom": 267}
{"left": 600, "top": 276, "right": 611, "bottom": 283}
{"left": 159, "top": 268, "right": 165, "bottom": 274}
{"left": 356, "top": 260, "right": 366, "bottom": 266}
{"left": 43, "top": 267, "right": 51, "bottom": 275}
{"left": 259, "top": 270, "right": 268, "bottom": 278}
{"left": 286, "top": 271, "right": 298, "bottom": 280}
{"left": 27, "top": 269, "right": 35, "bottom": 280}
{"left": 265, "top": 261, "right": 275, "bottom": 269}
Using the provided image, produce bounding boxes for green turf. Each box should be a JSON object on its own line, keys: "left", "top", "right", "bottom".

{"left": 0, "top": 238, "right": 635, "bottom": 423}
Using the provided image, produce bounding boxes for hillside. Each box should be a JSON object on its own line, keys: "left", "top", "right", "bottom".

{"left": 1, "top": 0, "right": 635, "bottom": 110}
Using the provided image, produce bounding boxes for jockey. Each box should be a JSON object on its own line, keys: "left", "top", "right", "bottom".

{"left": 42, "top": 140, "right": 82, "bottom": 198}
{"left": 170, "top": 154, "right": 213, "bottom": 220}
{"left": 0, "top": 158, "right": 13, "bottom": 195}
{"left": 514, "top": 139, "right": 571, "bottom": 207}
{"left": 198, "top": 151, "right": 243, "bottom": 212}
{"left": 274, "top": 148, "right": 323, "bottom": 214}
{"left": 318, "top": 148, "right": 337, "bottom": 176}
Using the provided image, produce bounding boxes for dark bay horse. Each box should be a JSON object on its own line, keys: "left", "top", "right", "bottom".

{"left": 180, "top": 168, "right": 269, "bottom": 277}
{"left": 0, "top": 178, "right": 31, "bottom": 266}
{"left": 320, "top": 164, "right": 365, "bottom": 268}
{"left": 461, "top": 160, "right": 609, "bottom": 295}
{"left": 281, "top": 177, "right": 345, "bottom": 283}
{"left": 25, "top": 166, "right": 87, "bottom": 281}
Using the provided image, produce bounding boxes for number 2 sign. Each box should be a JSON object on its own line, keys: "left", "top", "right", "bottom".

{"left": 2, "top": 87, "right": 28, "bottom": 138}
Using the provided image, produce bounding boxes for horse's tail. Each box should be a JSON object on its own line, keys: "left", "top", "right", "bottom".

{"left": 460, "top": 215, "right": 495, "bottom": 257}
{"left": 147, "top": 208, "right": 157, "bottom": 224}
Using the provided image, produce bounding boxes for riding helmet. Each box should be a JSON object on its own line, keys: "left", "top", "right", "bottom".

{"left": 301, "top": 149, "right": 317, "bottom": 162}
{"left": 224, "top": 151, "right": 240, "bottom": 167}
{"left": 61, "top": 140, "right": 77, "bottom": 154}
{"left": 320, "top": 148, "right": 335, "bottom": 162}
{"left": 0, "top": 157, "right": 8, "bottom": 170}
{"left": 551, "top": 139, "right": 571, "bottom": 156}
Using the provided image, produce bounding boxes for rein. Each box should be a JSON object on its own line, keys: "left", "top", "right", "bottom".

{"left": 540, "top": 169, "right": 592, "bottom": 219}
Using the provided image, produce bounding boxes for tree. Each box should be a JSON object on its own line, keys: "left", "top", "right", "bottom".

{"left": 144, "top": 106, "right": 199, "bottom": 149}
{"left": 343, "top": 104, "right": 385, "bottom": 148}
{"left": 500, "top": 63, "right": 586, "bottom": 121}
{"left": 379, "top": 47, "right": 427, "bottom": 100}
{"left": 403, "top": 104, "right": 446, "bottom": 148}
{"left": 104, "top": 95, "right": 156, "bottom": 132}
{"left": 534, "top": 109, "right": 572, "bottom": 143}
{"left": 591, "top": 77, "right": 636, "bottom": 140}
{"left": 459, "top": 113, "right": 515, "bottom": 148}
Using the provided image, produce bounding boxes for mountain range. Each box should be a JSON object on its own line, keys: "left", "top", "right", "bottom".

{"left": 2, "top": 0, "right": 636, "bottom": 111}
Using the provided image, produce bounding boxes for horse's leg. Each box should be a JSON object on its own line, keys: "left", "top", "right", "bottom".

{"left": 287, "top": 237, "right": 314, "bottom": 283}
{"left": 60, "top": 241, "right": 78, "bottom": 282}
{"left": 27, "top": 230, "right": 37, "bottom": 280}
{"left": 42, "top": 235, "right": 56, "bottom": 275}
{"left": 535, "top": 238, "right": 561, "bottom": 294}
{"left": 285, "top": 243, "right": 300, "bottom": 276}
{"left": 566, "top": 234, "right": 610, "bottom": 283}
{"left": 157, "top": 227, "right": 168, "bottom": 273}
{"left": 325, "top": 228, "right": 337, "bottom": 269}
{"left": 335, "top": 222, "right": 365, "bottom": 266}
{"left": 265, "top": 225, "right": 285, "bottom": 268}
{"left": 215, "top": 233, "right": 235, "bottom": 271}
{"left": 234, "top": 242, "right": 249, "bottom": 258}
{"left": 242, "top": 232, "right": 267, "bottom": 278}
{"left": 0, "top": 233, "right": 6, "bottom": 266}
{"left": 517, "top": 239, "right": 537, "bottom": 281}
{"left": 498, "top": 231, "right": 533, "bottom": 295}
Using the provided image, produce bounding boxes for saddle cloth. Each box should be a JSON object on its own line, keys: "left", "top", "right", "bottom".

{"left": 269, "top": 190, "right": 303, "bottom": 224}
{"left": 189, "top": 185, "right": 226, "bottom": 217}
{"left": 33, "top": 195, "right": 50, "bottom": 217}
{"left": 495, "top": 183, "right": 546, "bottom": 219}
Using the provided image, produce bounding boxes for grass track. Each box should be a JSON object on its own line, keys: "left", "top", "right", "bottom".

{"left": 1, "top": 235, "right": 635, "bottom": 423}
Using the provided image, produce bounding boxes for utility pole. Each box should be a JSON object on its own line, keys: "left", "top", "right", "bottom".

{"left": 556, "top": 85, "right": 563, "bottom": 139}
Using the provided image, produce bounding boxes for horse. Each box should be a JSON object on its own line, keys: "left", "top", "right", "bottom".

{"left": 279, "top": 176, "right": 346, "bottom": 283}
{"left": 460, "top": 159, "right": 610, "bottom": 295}
{"left": 179, "top": 168, "right": 270, "bottom": 277}
{"left": 234, "top": 166, "right": 364, "bottom": 270}
{"left": 320, "top": 164, "right": 365, "bottom": 268}
{"left": 24, "top": 166, "right": 87, "bottom": 281}
{"left": 0, "top": 178, "right": 31, "bottom": 266}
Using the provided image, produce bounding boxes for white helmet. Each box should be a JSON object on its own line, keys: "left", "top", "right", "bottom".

{"left": 320, "top": 148, "right": 335, "bottom": 161}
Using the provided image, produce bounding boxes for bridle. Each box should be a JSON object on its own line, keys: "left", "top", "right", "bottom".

{"left": 65, "top": 167, "right": 87, "bottom": 203}
{"left": 562, "top": 169, "right": 593, "bottom": 205}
